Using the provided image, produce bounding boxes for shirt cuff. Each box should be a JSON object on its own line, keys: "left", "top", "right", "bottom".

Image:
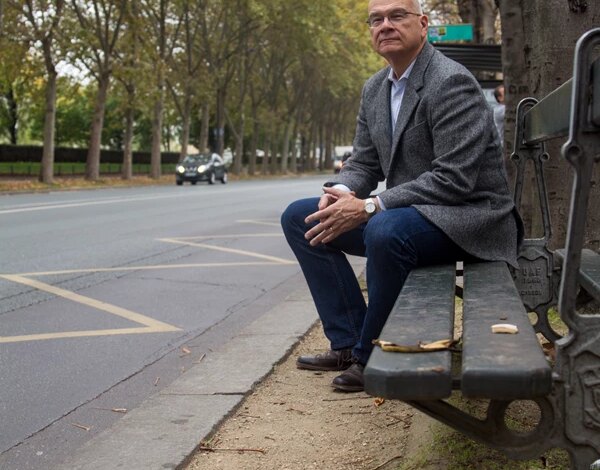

{"left": 328, "top": 185, "right": 386, "bottom": 211}
{"left": 331, "top": 184, "right": 351, "bottom": 192}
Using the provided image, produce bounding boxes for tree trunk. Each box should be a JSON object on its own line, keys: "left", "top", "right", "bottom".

{"left": 40, "top": 69, "right": 57, "bottom": 183}
{"left": 324, "top": 119, "right": 333, "bottom": 170}
{"left": 281, "top": 118, "right": 293, "bottom": 173}
{"left": 248, "top": 118, "right": 258, "bottom": 176}
{"left": 457, "top": 0, "right": 498, "bottom": 43}
{"left": 150, "top": 87, "right": 164, "bottom": 179}
{"left": 498, "top": 0, "right": 532, "bottom": 233}
{"left": 199, "top": 101, "right": 209, "bottom": 152}
{"left": 262, "top": 134, "right": 270, "bottom": 175}
{"left": 233, "top": 115, "right": 244, "bottom": 175}
{"left": 290, "top": 121, "right": 299, "bottom": 174}
{"left": 270, "top": 123, "right": 279, "bottom": 174}
{"left": 317, "top": 124, "right": 324, "bottom": 171}
{"left": 7, "top": 87, "right": 17, "bottom": 145}
{"left": 501, "top": 0, "right": 600, "bottom": 249}
{"left": 122, "top": 93, "right": 135, "bottom": 180}
{"left": 530, "top": 0, "right": 600, "bottom": 250}
{"left": 179, "top": 84, "right": 192, "bottom": 161}
{"left": 480, "top": 0, "right": 497, "bottom": 43}
{"left": 216, "top": 86, "right": 226, "bottom": 155}
{"left": 86, "top": 73, "right": 111, "bottom": 181}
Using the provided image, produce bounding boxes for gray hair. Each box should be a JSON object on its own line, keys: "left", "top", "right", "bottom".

{"left": 411, "top": 1, "right": 423, "bottom": 14}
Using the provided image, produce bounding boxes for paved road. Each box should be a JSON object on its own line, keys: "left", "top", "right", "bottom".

{"left": 0, "top": 177, "right": 324, "bottom": 469}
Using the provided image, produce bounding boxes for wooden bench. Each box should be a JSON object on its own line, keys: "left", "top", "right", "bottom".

{"left": 364, "top": 28, "right": 600, "bottom": 469}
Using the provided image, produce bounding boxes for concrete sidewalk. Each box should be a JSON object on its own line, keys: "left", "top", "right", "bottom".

{"left": 55, "top": 286, "right": 319, "bottom": 470}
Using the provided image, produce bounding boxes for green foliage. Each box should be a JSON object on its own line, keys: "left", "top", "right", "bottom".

{"left": 26, "top": 77, "right": 93, "bottom": 146}
{"left": 1, "top": 0, "right": 386, "bottom": 167}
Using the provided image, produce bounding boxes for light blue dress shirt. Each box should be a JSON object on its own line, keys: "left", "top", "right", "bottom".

{"left": 333, "top": 60, "right": 417, "bottom": 212}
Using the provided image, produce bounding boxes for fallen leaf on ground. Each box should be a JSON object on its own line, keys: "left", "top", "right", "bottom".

{"left": 71, "top": 423, "right": 91, "bottom": 432}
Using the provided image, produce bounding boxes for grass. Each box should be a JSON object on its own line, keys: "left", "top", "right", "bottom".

{"left": 0, "top": 161, "right": 176, "bottom": 176}
{"left": 0, "top": 174, "right": 176, "bottom": 193}
{"left": 398, "top": 395, "right": 570, "bottom": 470}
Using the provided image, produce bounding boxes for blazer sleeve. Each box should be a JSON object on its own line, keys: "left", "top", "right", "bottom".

{"left": 325, "top": 82, "right": 386, "bottom": 197}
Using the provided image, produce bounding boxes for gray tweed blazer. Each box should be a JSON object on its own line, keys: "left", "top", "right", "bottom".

{"left": 328, "top": 41, "right": 522, "bottom": 267}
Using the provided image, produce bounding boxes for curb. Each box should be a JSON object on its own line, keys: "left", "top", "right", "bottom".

{"left": 55, "top": 287, "right": 318, "bottom": 470}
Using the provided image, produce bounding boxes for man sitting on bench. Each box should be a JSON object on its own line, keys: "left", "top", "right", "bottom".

{"left": 280, "top": 0, "right": 522, "bottom": 393}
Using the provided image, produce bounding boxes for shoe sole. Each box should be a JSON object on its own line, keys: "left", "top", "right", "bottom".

{"left": 331, "top": 383, "right": 364, "bottom": 393}
{"left": 296, "top": 361, "right": 352, "bottom": 372}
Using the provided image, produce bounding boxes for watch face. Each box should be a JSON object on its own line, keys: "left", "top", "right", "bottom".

{"left": 365, "top": 199, "right": 376, "bottom": 214}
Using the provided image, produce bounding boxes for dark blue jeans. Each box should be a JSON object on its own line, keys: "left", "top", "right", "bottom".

{"left": 281, "top": 197, "right": 474, "bottom": 365}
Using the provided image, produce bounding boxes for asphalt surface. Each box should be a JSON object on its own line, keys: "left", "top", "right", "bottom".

{"left": 57, "top": 282, "right": 321, "bottom": 470}
{"left": 0, "top": 177, "right": 343, "bottom": 469}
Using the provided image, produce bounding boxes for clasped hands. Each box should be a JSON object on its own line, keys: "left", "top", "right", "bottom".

{"left": 304, "top": 187, "right": 370, "bottom": 246}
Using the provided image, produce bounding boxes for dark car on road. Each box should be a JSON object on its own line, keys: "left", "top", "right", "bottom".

{"left": 176, "top": 153, "right": 228, "bottom": 185}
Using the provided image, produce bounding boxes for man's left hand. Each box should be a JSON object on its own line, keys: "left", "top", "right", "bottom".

{"left": 304, "top": 187, "right": 371, "bottom": 246}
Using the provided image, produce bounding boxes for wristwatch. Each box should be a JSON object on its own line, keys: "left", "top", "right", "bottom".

{"left": 364, "top": 198, "right": 377, "bottom": 217}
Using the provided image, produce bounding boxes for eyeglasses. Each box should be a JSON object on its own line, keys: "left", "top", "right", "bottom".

{"left": 366, "top": 9, "right": 421, "bottom": 28}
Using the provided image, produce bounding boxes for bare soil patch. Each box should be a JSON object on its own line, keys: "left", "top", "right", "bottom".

{"left": 184, "top": 323, "right": 419, "bottom": 470}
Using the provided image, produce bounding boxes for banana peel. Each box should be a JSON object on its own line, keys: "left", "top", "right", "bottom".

{"left": 372, "top": 338, "right": 458, "bottom": 353}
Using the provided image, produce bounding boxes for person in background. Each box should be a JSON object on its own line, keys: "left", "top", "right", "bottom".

{"left": 281, "top": 0, "right": 522, "bottom": 393}
{"left": 493, "top": 84, "right": 506, "bottom": 144}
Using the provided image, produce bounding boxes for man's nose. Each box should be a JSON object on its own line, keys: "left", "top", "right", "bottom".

{"left": 380, "top": 16, "right": 395, "bottom": 28}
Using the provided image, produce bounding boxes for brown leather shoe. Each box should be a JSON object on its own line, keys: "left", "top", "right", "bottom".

{"left": 296, "top": 348, "right": 353, "bottom": 371}
{"left": 331, "top": 363, "right": 364, "bottom": 392}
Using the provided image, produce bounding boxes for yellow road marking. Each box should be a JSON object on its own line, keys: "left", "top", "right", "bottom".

{"left": 171, "top": 233, "right": 283, "bottom": 240}
{"left": 0, "top": 328, "right": 171, "bottom": 344}
{"left": 1, "top": 228, "right": 296, "bottom": 343}
{"left": 236, "top": 219, "right": 281, "bottom": 227}
{"left": 13, "top": 261, "right": 284, "bottom": 277}
{"left": 0, "top": 275, "right": 181, "bottom": 343}
{"left": 159, "top": 238, "right": 295, "bottom": 265}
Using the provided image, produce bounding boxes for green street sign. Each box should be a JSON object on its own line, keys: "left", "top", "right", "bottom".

{"left": 428, "top": 24, "right": 473, "bottom": 43}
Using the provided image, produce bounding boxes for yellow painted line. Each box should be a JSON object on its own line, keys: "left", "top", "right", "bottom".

{"left": 0, "top": 275, "right": 181, "bottom": 342}
{"left": 236, "top": 219, "right": 281, "bottom": 227}
{"left": 10, "top": 261, "right": 284, "bottom": 277}
{"left": 0, "top": 229, "right": 298, "bottom": 343}
{"left": 171, "top": 233, "right": 283, "bottom": 240}
{"left": 159, "top": 238, "right": 296, "bottom": 265}
{"left": 0, "top": 328, "right": 171, "bottom": 344}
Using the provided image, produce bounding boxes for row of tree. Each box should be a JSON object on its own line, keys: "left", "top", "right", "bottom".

{"left": 1, "top": 0, "right": 598, "bottom": 249}
{"left": 0, "top": 0, "right": 383, "bottom": 183}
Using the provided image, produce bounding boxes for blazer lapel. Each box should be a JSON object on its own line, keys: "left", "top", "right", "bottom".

{"left": 390, "top": 86, "right": 419, "bottom": 156}
{"left": 373, "top": 72, "right": 392, "bottom": 166}
{"left": 389, "top": 42, "right": 435, "bottom": 160}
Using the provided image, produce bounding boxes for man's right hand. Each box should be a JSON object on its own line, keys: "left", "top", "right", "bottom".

{"left": 318, "top": 192, "right": 338, "bottom": 210}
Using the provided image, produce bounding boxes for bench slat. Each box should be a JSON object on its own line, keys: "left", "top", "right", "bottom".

{"left": 524, "top": 57, "right": 600, "bottom": 144}
{"left": 461, "top": 262, "right": 552, "bottom": 399}
{"left": 524, "top": 78, "right": 572, "bottom": 144}
{"left": 594, "top": 59, "right": 600, "bottom": 126}
{"left": 364, "top": 264, "right": 456, "bottom": 400}
{"left": 555, "top": 248, "right": 600, "bottom": 302}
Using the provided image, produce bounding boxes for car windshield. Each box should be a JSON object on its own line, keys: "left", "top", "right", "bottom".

{"left": 183, "top": 154, "right": 210, "bottom": 165}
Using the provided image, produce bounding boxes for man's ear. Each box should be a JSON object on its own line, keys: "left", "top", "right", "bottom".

{"left": 419, "top": 15, "right": 429, "bottom": 38}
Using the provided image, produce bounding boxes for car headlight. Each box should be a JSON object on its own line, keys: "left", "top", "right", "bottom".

{"left": 176, "top": 165, "right": 185, "bottom": 174}
{"left": 197, "top": 165, "right": 207, "bottom": 173}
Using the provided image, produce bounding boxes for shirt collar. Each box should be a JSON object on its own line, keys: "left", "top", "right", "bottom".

{"left": 387, "top": 60, "right": 416, "bottom": 86}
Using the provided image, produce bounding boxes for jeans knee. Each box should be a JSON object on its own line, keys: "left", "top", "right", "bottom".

{"left": 363, "top": 213, "right": 417, "bottom": 265}
{"left": 363, "top": 215, "right": 394, "bottom": 251}
{"left": 281, "top": 198, "right": 317, "bottom": 236}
